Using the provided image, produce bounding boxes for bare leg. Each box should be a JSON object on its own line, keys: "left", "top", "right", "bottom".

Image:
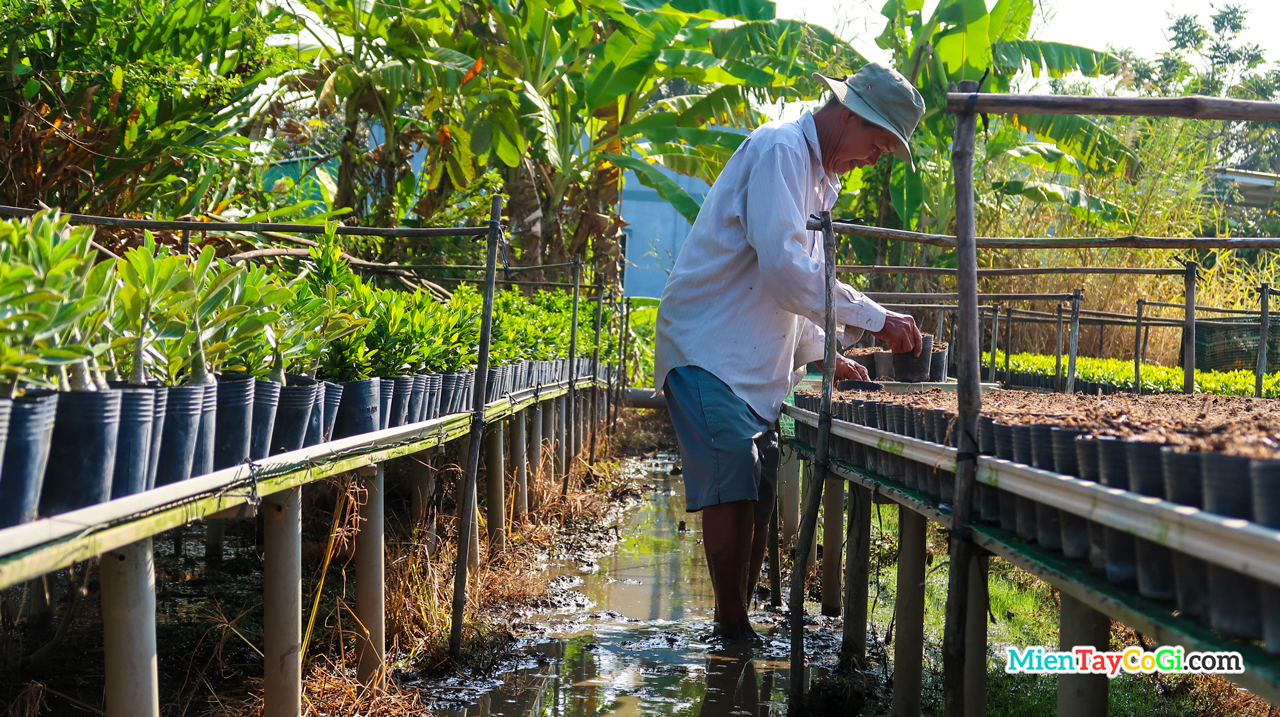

{"left": 702, "top": 499, "right": 759, "bottom": 642}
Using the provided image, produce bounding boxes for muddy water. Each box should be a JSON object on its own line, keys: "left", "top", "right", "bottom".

{"left": 435, "top": 456, "right": 808, "bottom": 717}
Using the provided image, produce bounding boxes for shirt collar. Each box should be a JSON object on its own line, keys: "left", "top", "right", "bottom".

{"left": 798, "top": 111, "right": 840, "bottom": 199}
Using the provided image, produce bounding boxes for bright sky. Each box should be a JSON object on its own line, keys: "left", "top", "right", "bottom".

{"left": 775, "top": 0, "right": 1280, "bottom": 84}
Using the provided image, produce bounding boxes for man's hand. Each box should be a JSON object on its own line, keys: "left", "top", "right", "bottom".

{"left": 870, "top": 314, "right": 923, "bottom": 356}
{"left": 814, "top": 355, "right": 870, "bottom": 382}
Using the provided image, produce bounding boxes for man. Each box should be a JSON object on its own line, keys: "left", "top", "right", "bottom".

{"left": 654, "top": 63, "right": 926, "bottom": 643}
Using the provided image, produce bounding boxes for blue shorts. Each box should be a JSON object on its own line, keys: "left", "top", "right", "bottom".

{"left": 662, "top": 366, "right": 778, "bottom": 523}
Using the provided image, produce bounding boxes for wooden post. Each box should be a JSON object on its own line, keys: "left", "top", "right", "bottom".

{"left": 1257, "top": 284, "right": 1270, "bottom": 398}
{"left": 821, "top": 478, "right": 843, "bottom": 616}
{"left": 512, "top": 409, "right": 528, "bottom": 520}
{"left": 779, "top": 446, "right": 801, "bottom": 543}
{"left": 964, "top": 552, "right": 989, "bottom": 717}
{"left": 789, "top": 210, "right": 840, "bottom": 709}
{"left": 1057, "top": 592, "right": 1109, "bottom": 716}
{"left": 1134, "top": 299, "right": 1145, "bottom": 395}
{"left": 841, "top": 483, "right": 872, "bottom": 669}
{"left": 893, "top": 507, "right": 927, "bottom": 717}
{"left": 941, "top": 79, "right": 981, "bottom": 717}
{"left": 100, "top": 538, "right": 159, "bottom": 717}
{"left": 768, "top": 502, "right": 783, "bottom": 611}
{"left": 263, "top": 487, "right": 301, "bottom": 717}
{"left": 1066, "top": 290, "right": 1082, "bottom": 394}
{"left": 449, "top": 196, "right": 503, "bottom": 658}
{"left": 1183, "top": 262, "right": 1197, "bottom": 394}
{"left": 1003, "top": 306, "right": 1014, "bottom": 386}
{"left": 1055, "top": 304, "right": 1065, "bottom": 392}
{"left": 564, "top": 259, "right": 580, "bottom": 487}
{"left": 355, "top": 465, "right": 385, "bottom": 685}
{"left": 484, "top": 420, "right": 505, "bottom": 549}
{"left": 590, "top": 282, "right": 604, "bottom": 465}
{"left": 988, "top": 304, "right": 1000, "bottom": 382}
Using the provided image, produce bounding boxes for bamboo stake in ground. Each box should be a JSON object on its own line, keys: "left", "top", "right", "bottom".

{"left": 450, "top": 196, "right": 503, "bottom": 658}
{"left": 1134, "top": 299, "right": 1146, "bottom": 395}
{"left": 589, "top": 282, "right": 604, "bottom": 465}
{"left": 941, "top": 79, "right": 981, "bottom": 717}
{"left": 1184, "top": 262, "right": 1197, "bottom": 394}
{"left": 788, "top": 210, "right": 839, "bottom": 709}
{"left": 1258, "top": 284, "right": 1270, "bottom": 398}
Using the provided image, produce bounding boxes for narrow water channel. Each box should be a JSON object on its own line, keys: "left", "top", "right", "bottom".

{"left": 436, "top": 456, "right": 811, "bottom": 717}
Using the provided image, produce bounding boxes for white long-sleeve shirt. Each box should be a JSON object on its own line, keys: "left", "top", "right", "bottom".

{"left": 653, "top": 111, "right": 892, "bottom": 422}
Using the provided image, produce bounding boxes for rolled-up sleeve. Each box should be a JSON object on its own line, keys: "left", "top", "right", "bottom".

{"left": 745, "top": 144, "right": 890, "bottom": 333}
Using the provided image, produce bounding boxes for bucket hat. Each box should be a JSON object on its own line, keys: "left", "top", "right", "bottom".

{"left": 813, "top": 63, "right": 926, "bottom": 170}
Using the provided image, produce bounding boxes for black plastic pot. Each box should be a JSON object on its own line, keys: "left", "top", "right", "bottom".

{"left": 1161, "top": 447, "right": 1208, "bottom": 618}
{"left": 1074, "top": 436, "right": 1108, "bottom": 573}
{"left": 41, "top": 389, "right": 122, "bottom": 517}
{"left": 334, "top": 378, "right": 381, "bottom": 440}
{"left": 192, "top": 380, "right": 218, "bottom": 478}
{"left": 1029, "top": 424, "right": 1062, "bottom": 550}
{"left": 213, "top": 376, "right": 255, "bottom": 471}
{"left": 407, "top": 374, "right": 426, "bottom": 424}
{"left": 892, "top": 335, "right": 934, "bottom": 383}
{"left": 110, "top": 388, "right": 156, "bottom": 499}
{"left": 249, "top": 380, "right": 281, "bottom": 461}
{"left": 378, "top": 377, "right": 396, "bottom": 430}
{"left": 154, "top": 384, "right": 205, "bottom": 486}
{"left": 146, "top": 386, "right": 168, "bottom": 491}
{"left": 993, "top": 422, "right": 1019, "bottom": 533}
{"left": 389, "top": 375, "right": 414, "bottom": 428}
{"left": 1250, "top": 458, "right": 1280, "bottom": 654}
{"left": 929, "top": 346, "right": 948, "bottom": 382}
{"left": 975, "top": 415, "right": 998, "bottom": 523}
{"left": 1124, "top": 440, "right": 1176, "bottom": 601}
{"left": 1202, "top": 451, "right": 1261, "bottom": 640}
{"left": 0, "top": 393, "right": 51, "bottom": 527}
{"left": 1009, "top": 424, "right": 1038, "bottom": 542}
{"left": 271, "top": 380, "right": 317, "bottom": 455}
{"left": 1051, "top": 427, "right": 1090, "bottom": 560}
{"left": 303, "top": 382, "right": 325, "bottom": 448}
{"left": 1096, "top": 436, "right": 1137, "bottom": 587}
{"left": 441, "top": 372, "right": 464, "bottom": 415}
{"left": 425, "top": 373, "right": 442, "bottom": 420}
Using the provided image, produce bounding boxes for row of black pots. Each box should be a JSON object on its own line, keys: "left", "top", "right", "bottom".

{"left": 846, "top": 344, "right": 950, "bottom": 383}
{"left": 0, "top": 358, "right": 608, "bottom": 532}
{"left": 792, "top": 392, "right": 1280, "bottom": 653}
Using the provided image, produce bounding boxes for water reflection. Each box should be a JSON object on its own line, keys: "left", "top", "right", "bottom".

{"left": 437, "top": 460, "right": 791, "bottom": 717}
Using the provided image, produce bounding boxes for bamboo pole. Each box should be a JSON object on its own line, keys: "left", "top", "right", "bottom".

{"left": 789, "top": 210, "right": 840, "bottom": 709}
{"left": 1055, "top": 304, "right": 1065, "bottom": 392}
{"left": 944, "top": 91, "right": 1280, "bottom": 122}
{"left": 1258, "top": 284, "right": 1270, "bottom": 398}
{"left": 838, "top": 265, "right": 1186, "bottom": 276}
{"left": 449, "top": 196, "right": 503, "bottom": 658}
{"left": 589, "top": 282, "right": 604, "bottom": 466}
{"left": 942, "top": 80, "right": 982, "bottom": 717}
{"left": 1134, "top": 300, "right": 1145, "bottom": 395}
{"left": 1184, "top": 263, "right": 1198, "bottom": 394}
{"left": 1067, "top": 290, "right": 1082, "bottom": 394}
